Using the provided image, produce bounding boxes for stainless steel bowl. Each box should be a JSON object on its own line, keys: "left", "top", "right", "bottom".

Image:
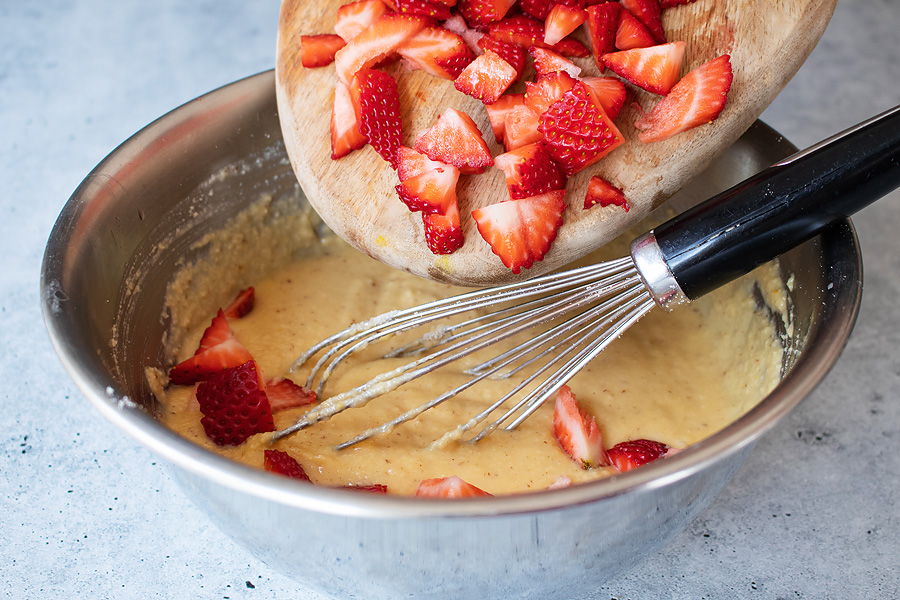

{"left": 41, "top": 71, "right": 862, "bottom": 599}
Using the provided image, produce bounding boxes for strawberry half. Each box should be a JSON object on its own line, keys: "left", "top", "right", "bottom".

{"left": 524, "top": 70, "right": 578, "bottom": 116}
{"left": 300, "top": 34, "right": 347, "bottom": 68}
{"left": 484, "top": 93, "right": 525, "bottom": 142}
{"left": 477, "top": 35, "right": 527, "bottom": 78}
{"left": 502, "top": 104, "right": 542, "bottom": 151}
{"left": 607, "top": 439, "right": 669, "bottom": 472}
{"left": 415, "top": 476, "right": 493, "bottom": 498}
{"left": 423, "top": 201, "right": 465, "bottom": 254}
{"left": 399, "top": 26, "right": 475, "bottom": 80}
{"left": 585, "top": 2, "right": 621, "bottom": 68}
{"left": 196, "top": 361, "right": 275, "bottom": 446}
{"left": 223, "top": 287, "right": 255, "bottom": 319}
{"left": 620, "top": 0, "right": 666, "bottom": 43}
{"left": 472, "top": 189, "right": 565, "bottom": 273}
{"left": 538, "top": 81, "right": 624, "bottom": 175}
{"left": 458, "top": 0, "right": 517, "bottom": 28}
{"left": 414, "top": 107, "right": 494, "bottom": 173}
{"left": 334, "top": 13, "right": 428, "bottom": 83}
{"left": 169, "top": 310, "right": 254, "bottom": 385}
{"left": 529, "top": 47, "right": 582, "bottom": 78}
{"left": 396, "top": 160, "right": 461, "bottom": 214}
{"left": 580, "top": 76, "right": 627, "bottom": 119}
{"left": 615, "top": 9, "right": 656, "bottom": 50}
{"left": 584, "top": 175, "right": 629, "bottom": 211}
{"left": 543, "top": 5, "right": 587, "bottom": 46}
{"left": 494, "top": 142, "right": 566, "bottom": 200}
{"left": 395, "top": 0, "right": 452, "bottom": 19}
{"left": 351, "top": 68, "right": 403, "bottom": 168}
{"left": 263, "top": 449, "right": 311, "bottom": 481}
{"left": 335, "top": 0, "right": 388, "bottom": 42}
{"left": 331, "top": 81, "right": 367, "bottom": 160}
{"left": 552, "top": 385, "right": 607, "bottom": 468}
{"left": 454, "top": 49, "right": 518, "bottom": 104}
{"left": 266, "top": 377, "right": 318, "bottom": 411}
{"left": 602, "top": 41, "right": 685, "bottom": 95}
{"left": 488, "top": 16, "right": 548, "bottom": 49}
{"left": 635, "top": 54, "right": 733, "bottom": 143}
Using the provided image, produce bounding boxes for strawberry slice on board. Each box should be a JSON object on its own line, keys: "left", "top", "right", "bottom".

{"left": 458, "top": 0, "right": 517, "bottom": 28}
{"left": 477, "top": 35, "right": 527, "bottom": 78}
{"left": 502, "top": 104, "right": 543, "bottom": 151}
{"left": 263, "top": 449, "right": 311, "bottom": 481}
{"left": 615, "top": 9, "right": 656, "bottom": 50}
{"left": 331, "top": 80, "right": 368, "bottom": 160}
{"left": 552, "top": 385, "right": 608, "bottom": 469}
{"left": 423, "top": 201, "right": 465, "bottom": 254}
{"left": 584, "top": 175, "right": 629, "bottom": 211}
{"left": 168, "top": 310, "right": 254, "bottom": 385}
{"left": 620, "top": 0, "right": 666, "bottom": 43}
{"left": 580, "top": 76, "right": 627, "bottom": 120}
{"left": 454, "top": 49, "right": 519, "bottom": 104}
{"left": 416, "top": 476, "right": 493, "bottom": 498}
{"left": 266, "top": 377, "right": 318, "bottom": 412}
{"left": 414, "top": 107, "right": 494, "bottom": 173}
{"left": 195, "top": 361, "right": 275, "bottom": 446}
{"left": 523, "top": 70, "right": 578, "bottom": 116}
{"left": 585, "top": 2, "right": 621, "bottom": 68}
{"left": 334, "top": 13, "right": 429, "bottom": 83}
{"left": 607, "top": 439, "right": 669, "bottom": 472}
{"left": 484, "top": 93, "right": 525, "bottom": 142}
{"left": 472, "top": 189, "right": 565, "bottom": 273}
{"left": 394, "top": 0, "right": 453, "bottom": 19}
{"left": 494, "top": 142, "right": 567, "bottom": 200}
{"left": 335, "top": 0, "right": 388, "bottom": 42}
{"left": 543, "top": 4, "right": 587, "bottom": 46}
{"left": 552, "top": 37, "right": 590, "bottom": 58}
{"left": 602, "top": 40, "right": 685, "bottom": 95}
{"left": 398, "top": 27, "right": 475, "bottom": 80}
{"left": 223, "top": 287, "right": 255, "bottom": 320}
{"left": 634, "top": 54, "right": 733, "bottom": 143}
{"left": 488, "top": 15, "right": 548, "bottom": 49}
{"left": 538, "top": 81, "right": 625, "bottom": 175}
{"left": 529, "top": 47, "right": 582, "bottom": 78}
{"left": 396, "top": 161, "right": 461, "bottom": 214}
{"left": 300, "top": 34, "right": 347, "bottom": 68}
{"left": 350, "top": 68, "right": 404, "bottom": 168}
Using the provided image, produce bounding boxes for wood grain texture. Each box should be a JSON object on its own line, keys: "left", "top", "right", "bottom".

{"left": 276, "top": 0, "right": 835, "bottom": 286}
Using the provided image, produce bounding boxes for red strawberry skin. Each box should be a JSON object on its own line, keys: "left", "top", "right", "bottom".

{"left": 580, "top": 76, "right": 627, "bottom": 120}
{"left": 169, "top": 310, "right": 254, "bottom": 385}
{"left": 395, "top": 0, "right": 452, "bottom": 19}
{"left": 584, "top": 175, "right": 629, "bottom": 211}
{"left": 266, "top": 377, "right": 318, "bottom": 412}
{"left": 196, "top": 361, "right": 275, "bottom": 446}
{"left": 477, "top": 35, "right": 526, "bottom": 78}
{"left": 487, "top": 16, "right": 547, "bottom": 49}
{"left": 494, "top": 142, "right": 567, "bottom": 200}
{"left": 552, "top": 37, "right": 590, "bottom": 58}
{"left": 607, "top": 439, "right": 669, "bottom": 472}
{"left": 423, "top": 202, "right": 464, "bottom": 254}
{"left": 416, "top": 476, "right": 493, "bottom": 498}
{"left": 264, "top": 449, "right": 311, "bottom": 481}
{"left": 300, "top": 34, "right": 347, "bottom": 68}
{"left": 458, "top": 0, "right": 517, "bottom": 28}
{"left": 351, "top": 68, "right": 404, "bottom": 168}
{"left": 223, "top": 287, "right": 255, "bottom": 319}
{"left": 586, "top": 2, "right": 621, "bottom": 67}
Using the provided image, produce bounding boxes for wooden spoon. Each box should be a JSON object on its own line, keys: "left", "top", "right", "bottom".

{"left": 276, "top": 0, "right": 835, "bottom": 286}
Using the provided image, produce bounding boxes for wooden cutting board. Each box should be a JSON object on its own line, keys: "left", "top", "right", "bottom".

{"left": 276, "top": 0, "right": 836, "bottom": 286}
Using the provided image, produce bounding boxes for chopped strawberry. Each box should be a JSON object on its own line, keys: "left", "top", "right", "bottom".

{"left": 416, "top": 476, "right": 493, "bottom": 498}
{"left": 263, "top": 449, "right": 311, "bottom": 481}
{"left": 394, "top": 0, "right": 452, "bottom": 19}
{"left": 335, "top": 0, "right": 388, "bottom": 42}
{"left": 661, "top": 0, "right": 696, "bottom": 7}
{"left": 620, "top": 0, "right": 665, "bottom": 43}
{"left": 543, "top": 5, "right": 587, "bottom": 46}
{"left": 458, "top": 0, "right": 517, "bottom": 28}
{"left": 343, "top": 484, "right": 389, "bottom": 493}
{"left": 331, "top": 81, "right": 367, "bottom": 160}
{"left": 494, "top": 142, "right": 566, "bottom": 200}
{"left": 454, "top": 49, "right": 518, "bottom": 104}
{"left": 443, "top": 15, "right": 485, "bottom": 53}
{"left": 334, "top": 13, "right": 429, "bottom": 83}
{"left": 350, "top": 68, "right": 403, "bottom": 168}
{"left": 585, "top": 2, "right": 621, "bottom": 67}
{"left": 615, "top": 9, "right": 656, "bottom": 50}
{"left": 195, "top": 361, "right": 275, "bottom": 446}
{"left": 396, "top": 161, "right": 460, "bottom": 214}
{"left": 422, "top": 201, "right": 465, "bottom": 254}
{"left": 584, "top": 175, "right": 629, "bottom": 211}
{"left": 520, "top": 0, "right": 586, "bottom": 21}
{"left": 472, "top": 189, "right": 565, "bottom": 272}
{"left": 488, "top": 16, "right": 547, "bottom": 49}
{"left": 538, "top": 81, "right": 624, "bottom": 174}
{"left": 484, "top": 93, "right": 524, "bottom": 142}
{"left": 529, "top": 47, "right": 581, "bottom": 78}
{"left": 300, "top": 34, "right": 347, "bottom": 68}
{"left": 223, "top": 287, "right": 255, "bottom": 319}
{"left": 552, "top": 37, "right": 590, "bottom": 57}
{"left": 635, "top": 54, "right": 733, "bottom": 143}
{"left": 502, "top": 104, "right": 542, "bottom": 151}
{"left": 414, "top": 107, "right": 494, "bottom": 173}
{"left": 524, "top": 70, "right": 578, "bottom": 116}
{"left": 552, "top": 385, "right": 607, "bottom": 468}
{"left": 266, "top": 377, "right": 318, "bottom": 411}
{"left": 169, "top": 310, "right": 254, "bottom": 385}
{"left": 602, "top": 41, "right": 685, "bottom": 95}
{"left": 477, "top": 35, "right": 526, "bottom": 78}
{"left": 607, "top": 439, "right": 669, "bottom": 472}
{"left": 580, "top": 76, "right": 627, "bottom": 119}
{"left": 399, "top": 27, "right": 475, "bottom": 80}
{"left": 397, "top": 145, "right": 444, "bottom": 180}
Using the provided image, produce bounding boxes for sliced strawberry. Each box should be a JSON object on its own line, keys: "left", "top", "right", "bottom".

{"left": 661, "top": 0, "right": 696, "bottom": 7}
{"left": 607, "top": 439, "right": 669, "bottom": 472}
{"left": 488, "top": 16, "right": 547, "bottom": 49}
{"left": 169, "top": 310, "right": 254, "bottom": 385}
{"left": 415, "top": 476, "right": 493, "bottom": 498}
{"left": 263, "top": 449, "right": 311, "bottom": 481}
{"left": 552, "top": 385, "right": 607, "bottom": 468}
{"left": 454, "top": 49, "right": 518, "bottom": 104}
{"left": 635, "top": 54, "right": 733, "bottom": 143}
{"left": 266, "top": 377, "right": 318, "bottom": 411}
{"left": 414, "top": 107, "right": 493, "bottom": 173}
{"left": 580, "top": 76, "right": 627, "bottom": 119}
{"left": 399, "top": 27, "right": 475, "bottom": 80}
{"left": 396, "top": 161, "right": 460, "bottom": 214}
{"left": 602, "top": 41, "right": 685, "bottom": 95}
{"left": 458, "top": 0, "right": 517, "bottom": 28}
{"left": 397, "top": 145, "right": 444, "bottom": 180}
{"left": 331, "top": 81, "right": 367, "bottom": 160}
{"left": 443, "top": 15, "right": 485, "bottom": 54}
{"left": 472, "top": 190, "right": 565, "bottom": 273}
{"left": 477, "top": 35, "right": 527, "bottom": 78}
{"left": 539, "top": 81, "right": 624, "bottom": 174}
{"left": 343, "top": 484, "right": 389, "bottom": 493}
{"left": 615, "top": 9, "right": 656, "bottom": 50}
{"left": 502, "top": 104, "right": 543, "bottom": 151}
{"left": 585, "top": 2, "right": 621, "bottom": 68}
{"left": 422, "top": 201, "right": 464, "bottom": 254}
{"left": 584, "top": 175, "right": 629, "bottom": 211}
{"left": 334, "top": 13, "right": 429, "bottom": 83}
{"left": 544, "top": 5, "right": 587, "bottom": 46}
{"left": 523, "top": 70, "right": 578, "bottom": 116}
{"left": 300, "top": 34, "right": 347, "bottom": 68}
{"left": 529, "top": 46, "right": 581, "bottom": 78}
{"left": 620, "top": 0, "right": 665, "bottom": 43}
{"left": 484, "top": 93, "right": 524, "bottom": 142}
{"left": 553, "top": 37, "right": 590, "bottom": 57}
{"left": 335, "top": 0, "right": 388, "bottom": 42}
{"left": 196, "top": 361, "right": 274, "bottom": 446}
{"left": 395, "top": 0, "right": 452, "bottom": 19}
{"left": 223, "top": 287, "right": 255, "bottom": 320}
{"left": 350, "top": 68, "right": 403, "bottom": 168}
{"left": 520, "top": 0, "right": 554, "bottom": 20}
{"left": 494, "top": 142, "right": 567, "bottom": 200}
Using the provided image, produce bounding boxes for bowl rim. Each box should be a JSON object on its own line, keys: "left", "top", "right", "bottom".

{"left": 41, "top": 70, "right": 863, "bottom": 518}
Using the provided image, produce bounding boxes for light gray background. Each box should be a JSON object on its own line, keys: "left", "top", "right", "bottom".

{"left": 2, "top": 1, "right": 898, "bottom": 598}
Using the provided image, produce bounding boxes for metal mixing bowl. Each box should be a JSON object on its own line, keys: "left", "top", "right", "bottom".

{"left": 41, "top": 71, "right": 862, "bottom": 599}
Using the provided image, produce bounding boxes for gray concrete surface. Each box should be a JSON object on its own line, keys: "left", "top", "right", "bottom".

{"left": 1, "top": 1, "right": 897, "bottom": 598}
